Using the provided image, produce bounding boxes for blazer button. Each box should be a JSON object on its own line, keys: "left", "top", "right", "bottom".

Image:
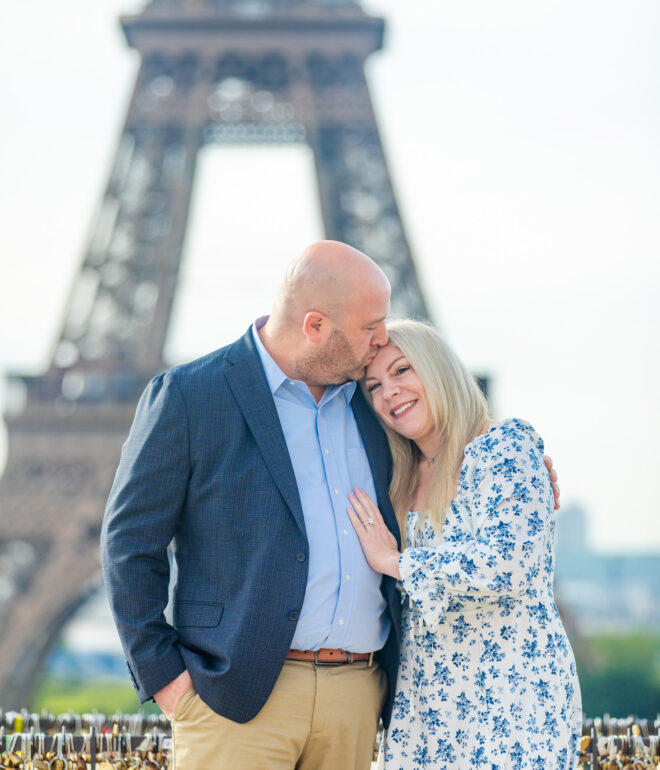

{"left": 288, "top": 610, "right": 299, "bottom": 621}
{"left": 296, "top": 552, "right": 306, "bottom": 562}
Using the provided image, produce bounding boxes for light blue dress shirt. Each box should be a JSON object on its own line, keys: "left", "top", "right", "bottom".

{"left": 252, "top": 322, "right": 390, "bottom": 652}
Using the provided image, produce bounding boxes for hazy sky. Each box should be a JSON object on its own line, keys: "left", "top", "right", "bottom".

{"left": 0, "top": 0, "right": 659, "bottom": 553}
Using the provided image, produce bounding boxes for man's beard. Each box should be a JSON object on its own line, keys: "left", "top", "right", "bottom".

{"left": 296, "top": 329, "right": 372, "bottom": 387}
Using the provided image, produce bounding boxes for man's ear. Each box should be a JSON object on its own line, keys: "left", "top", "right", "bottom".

{"left": 302, "top": 311, "right": 327, "bottom": 343}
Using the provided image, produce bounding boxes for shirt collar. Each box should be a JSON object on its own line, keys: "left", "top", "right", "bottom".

{"left": 251, "top": 318, "right": 357, "bottom": 404}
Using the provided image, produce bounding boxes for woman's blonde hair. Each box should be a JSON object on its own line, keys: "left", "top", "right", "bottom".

{"left": 363, "top": 320, "right": 488, "bottom": 543}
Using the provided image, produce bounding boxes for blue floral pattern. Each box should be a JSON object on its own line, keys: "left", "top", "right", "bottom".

{"left": 385, "top": 419, "right": 581, "bottom": 769}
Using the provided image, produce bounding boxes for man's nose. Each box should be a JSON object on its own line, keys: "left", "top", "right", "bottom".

{"left": 372, "top": 322, "right": 388, "bottom": 347}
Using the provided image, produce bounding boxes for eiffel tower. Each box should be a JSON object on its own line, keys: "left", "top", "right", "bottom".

{"left": 0, "top": 0, "right": 428, "bottom": 707}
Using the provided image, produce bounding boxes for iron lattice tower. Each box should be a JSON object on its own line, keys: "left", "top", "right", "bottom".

{"left": 0, "top": 0, "right": 428, "bottom": 707}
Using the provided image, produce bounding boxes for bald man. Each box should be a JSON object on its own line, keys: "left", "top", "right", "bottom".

{"left": 101, "top": 241, "right": 401, "bottom": 769}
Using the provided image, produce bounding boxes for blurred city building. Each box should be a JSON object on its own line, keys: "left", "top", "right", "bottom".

{"left": 0, "top": 0, "right": 429, "bottom": 707}
{"left": 554, "top": 504, "right": 660, "bottom": 633}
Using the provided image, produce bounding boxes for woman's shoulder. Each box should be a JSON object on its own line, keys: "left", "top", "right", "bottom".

{"left": 467, "top": 418, "right": 543, "bottom": 456}
{"left": 459, "top": 418, "right": 546, "bottom": 486}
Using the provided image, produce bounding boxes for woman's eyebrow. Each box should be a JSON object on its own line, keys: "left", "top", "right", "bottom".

{"left": 365, "top": 355, "right": 407, "bottom": 382}
{"left": 387, "top": 356, "right": 407, "bottom": 371}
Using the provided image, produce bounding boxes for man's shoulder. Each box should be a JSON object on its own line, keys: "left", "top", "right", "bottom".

{"left": 164, "top": 345, "right": 229, "bottom": 382}
{"left": 158, "top": 330, "right": 253, "bottom": 388}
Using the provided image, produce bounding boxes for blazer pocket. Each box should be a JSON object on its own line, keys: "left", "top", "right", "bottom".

{"left": 174, "top": 600, "right": 224, "bottom": 628}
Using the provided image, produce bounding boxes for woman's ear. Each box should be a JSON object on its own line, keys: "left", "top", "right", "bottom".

{"left": 302, "top": 311, "right": 327, "bottom": 343}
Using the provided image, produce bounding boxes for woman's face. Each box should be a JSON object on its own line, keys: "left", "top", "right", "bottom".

{"left": 364, "top": 344, "right": 435, "bottom": 447}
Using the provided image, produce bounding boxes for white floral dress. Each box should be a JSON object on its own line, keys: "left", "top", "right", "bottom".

{"left": 385, "top": 419, "right": 581, "bottom": 770}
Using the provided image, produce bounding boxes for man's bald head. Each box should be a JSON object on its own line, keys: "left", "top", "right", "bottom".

{"left": 259, "top": 241, "right": 391, "bottom": 395}
{"left": 272, "top": 240, "right": 391, "bottom": 327}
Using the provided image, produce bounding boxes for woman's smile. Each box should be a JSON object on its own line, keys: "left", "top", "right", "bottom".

{"left": 390, "top": 399, "right": 417, "bottom": 418}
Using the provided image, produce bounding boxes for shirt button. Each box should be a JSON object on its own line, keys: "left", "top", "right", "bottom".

{"left": 288, "top": 380, "right": 295, "bottom": 385}
{"left": 338, "top": 618, "right": 344, "bottom": 626}
{"left": 288, "top": 610, "right": 299, "bottom": 621}
{"left": 324, "top": 448, "right": 329, "bottom": 454}
{"left": 345, "top": 574, "right": 351, "bottom": 581}
{"left": 334, "top": 489, "right": 339, "bottom": 495}
{"left": 343, "top": 529, "right": 348, "bottom": 536}
{"left": 296, "top": 552, "right": 306, "bottom": 562}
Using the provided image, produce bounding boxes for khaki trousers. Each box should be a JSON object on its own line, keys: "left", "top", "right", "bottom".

{"left": 171, "top": 659, "right": 387, "bottom": 770}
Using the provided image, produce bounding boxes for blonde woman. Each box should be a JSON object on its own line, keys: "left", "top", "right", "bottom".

{"left": 347, "top": 320, "right": 581, "bottom": 770}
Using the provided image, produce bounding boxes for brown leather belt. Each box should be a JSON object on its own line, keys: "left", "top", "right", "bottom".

{"left": 287, "top": 648, "right": 374, "bottom": 666}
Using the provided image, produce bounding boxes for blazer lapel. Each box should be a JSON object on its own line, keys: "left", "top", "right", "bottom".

{"left": 351, "top": 388, "right": 401, "bottom": 547}
{"left": 224, "top": 330, "right": 306, "bottom": 537}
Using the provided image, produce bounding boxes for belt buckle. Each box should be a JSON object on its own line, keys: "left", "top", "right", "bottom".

{"left": 313, "top": 650, "right": 348, "bottom": 666}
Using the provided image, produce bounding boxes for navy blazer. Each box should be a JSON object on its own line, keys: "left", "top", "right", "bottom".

{"left": 101, "top": 327, "right": 402, "bottom": 725}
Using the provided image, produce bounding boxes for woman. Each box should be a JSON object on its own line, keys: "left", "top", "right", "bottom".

{"left": 347, "top": 320, "right": 581, "bottom": 770}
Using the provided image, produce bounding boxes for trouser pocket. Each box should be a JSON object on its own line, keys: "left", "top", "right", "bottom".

{"left": 172, "top": 685, "right": 197, "bottom": 722}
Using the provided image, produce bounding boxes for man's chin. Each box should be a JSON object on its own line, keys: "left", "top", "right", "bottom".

{"left": 330, "top": 367, "right": 365, "bottom": 384}
{"left": 358, "top": 356, "right": 377, "bottom": 377}
{"left": 349, "top": 365, "right": 368, "bottom": 382}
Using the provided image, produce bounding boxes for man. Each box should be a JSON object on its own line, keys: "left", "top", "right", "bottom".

{"left": 102, "top": 241, "right": 399, "bottom": 769}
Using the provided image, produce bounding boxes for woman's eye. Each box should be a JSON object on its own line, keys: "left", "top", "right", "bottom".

{"left": 366, "top": 383, "right": 380, "bottom": 393}
{"left": 395, "top": 366, "right": 410, "bottom": 376}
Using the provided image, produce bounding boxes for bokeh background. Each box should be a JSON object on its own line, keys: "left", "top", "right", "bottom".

{"left": 0, "top": 0, "right": 658, "bottom": 718}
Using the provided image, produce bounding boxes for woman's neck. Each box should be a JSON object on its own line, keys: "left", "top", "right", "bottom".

{"left": 412, "top": 457, "right": 436, "bottom": 511}
{"left": 411, "top": 420, "right": 495, "bottom": 510}
{"left": 415, "top": 435, "right": 444, "bottom": 466}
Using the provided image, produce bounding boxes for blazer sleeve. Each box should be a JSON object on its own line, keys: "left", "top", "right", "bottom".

{"left": 100, "top": 371, "right": 190, "bottom": 700}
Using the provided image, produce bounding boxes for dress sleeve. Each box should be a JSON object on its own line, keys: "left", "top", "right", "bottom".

{"left": 398, "top": 422, "right": 554, "bottom": 631}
